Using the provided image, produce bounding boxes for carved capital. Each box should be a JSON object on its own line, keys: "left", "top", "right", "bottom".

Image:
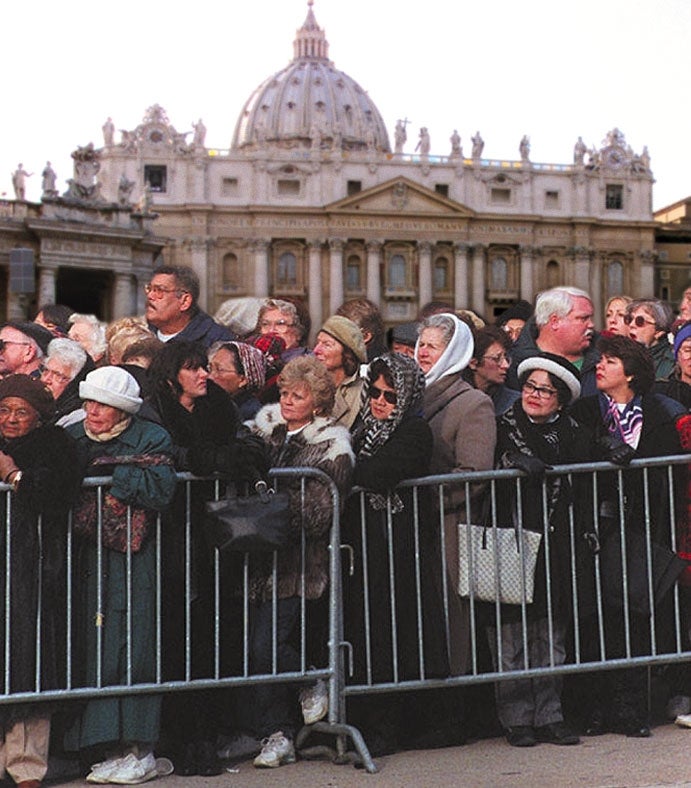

{"left": 454, "top": 242, "right": 471, "bottom": 256}
{"left": 307, "top": 238, "right": 325, "bottom": 252}
{"left": 328, "top": 238, "right": 345, "bottom": 253}
{"left": 366, "top": 240, "right": 383, "bottom": 254}
{"left": 417, "top": 241, "right": 433, "bottom": 255}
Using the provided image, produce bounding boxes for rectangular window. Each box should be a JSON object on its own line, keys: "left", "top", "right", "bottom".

{"left": 144, "top": 165, "right": 167, "bottom": 193}
{"left": 606, "top": 184, "right": 624, "bottom": 210}
{"left": 490, "top": 187, "right": 511, "bottom": 204}
{"left": 435, "top": 184, "right": 449, "bottom": 197}
{"left": 545, "top": 190, "right": 559, "bottom": 208}
{"left": 222, "top": 177, "right": 238, "bottom": 196}
{"left": 277, "top": 179, "right": 300, "bottom": 196}
{"left": 347, "top": 180, "right": 362, "bottom": 195}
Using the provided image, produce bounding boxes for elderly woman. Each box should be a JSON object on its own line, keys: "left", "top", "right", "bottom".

{"left": 343, "top": 353, "right": 449, "bottom": 754}
{"left": 208, "top": 340, "right": 267, "bottom": 420}
{"left": 242, "top": 355, "right": 353, "bottom": 768}
{"left": 313, "top": 315, "right": 367, "bottom": 430}
{"left": 40, "top": 337, "right": 93, "bottom": 427}
{"left": 571, "top": 335, "right": 683, "bottom": 738}
{"left": 603, "top": 295, "right": 632, "bottom": 336}
{"left": 624, "top": 298, "right": 675, "bottom": 379}
{"left": 413, "top": 313, "right": 496, "bottom": 746}
{"left": 491, "top": 354, "right": 589, "bottom": 748}
{"left": 463, "top": 325, "right": 519, "bottom": 415}
{"left": 64, "top": 367, "right": 176, "bottom": 784}
{"left": 0, "top": 376, "right": 80, "bottom": 788}
{"left": 253, "top": 298, "right": 309, "bottom": 363}
{"left": 654, "top": 320, "right": 691, "bottom": 410}
{"left": 68, "top": 313, "right": 108, "bottom": 366}
{"left": 416, "top": 313, "right": 496, "bottom": 675}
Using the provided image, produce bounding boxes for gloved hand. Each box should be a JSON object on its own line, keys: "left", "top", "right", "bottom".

{"left": 505, "top": 452, "right": 548, "bottom": 478}
{"left": 597, "top": 435, "right": 635, "bottom": 466}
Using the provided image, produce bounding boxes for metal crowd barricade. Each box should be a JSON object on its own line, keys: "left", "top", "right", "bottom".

{"left": 1, "top": 457, "right": 690, "bottom": 776}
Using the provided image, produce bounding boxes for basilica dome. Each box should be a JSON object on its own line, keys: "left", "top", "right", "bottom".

{"left": 231, "top": 1, "right": 391, "bottom": 153}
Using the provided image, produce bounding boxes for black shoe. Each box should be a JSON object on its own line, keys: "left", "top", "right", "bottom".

{"left": 585, "top": 710, "right": 606, "bottom": 736}
{"left": 177, "top": 742, "right": 198, "bottom": 776}
{"left": 535, "top": 722, "right": 580, "bottom": 745}
{"left": 505, "top": 726, "right": 536, "bottom": 747}
{"left": 196, "top": 741, "right": 223, "bottom": 777}
{"left": 624, "top": 724, "right": 651, "bottom": 738}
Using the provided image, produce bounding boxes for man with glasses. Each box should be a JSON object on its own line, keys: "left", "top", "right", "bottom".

{"left": 507, "top": 286, "right": 597, "bottom": 397}
{"left": 145, "top": 265, "right": 235, "bottom": 348}
{"left": 0, "top": 321, "right": 53, "bottom": 380}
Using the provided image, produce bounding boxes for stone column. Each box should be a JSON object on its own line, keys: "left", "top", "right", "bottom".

{"left": 417, "top": 241, "right": 433, "bottom": 312}
{"left": 639, "top": 250, "right": 656, "bottom": 297}
{"left": 329, "top": 238, "right": 345, "bottom": 315}
{"left": 307, "top": 240, "right": 324, "bottom": 341}
{"left": 519, "top": 245, "right": 534, "bottom": 303}
{"left": 37, "top": 267, "right": 57, "bottom": 308}
{"left": 470, "top": 244, "right": 486, "bottom": 314}
{"left": 113, "top": 272, "right": 134, "bottom": 318}
{"left": 453, "top": 243, "right": 469, "bottom": 309}
{"left": 253, "top": 239, "right": 271, "bottom": 298}
{"left": 572, "top": 246, "right": 592, "bottom": 293}
{"left": 366, "top": 240, "right": 382, "bottom": 304}
{"left": 188, "top": 238, "right": 209, "bottom": 307}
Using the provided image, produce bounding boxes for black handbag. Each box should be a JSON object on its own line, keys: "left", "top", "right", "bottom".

{"left": 205, "top": 480, "right": 292, "bottom": 553}
{"left": 599, "top": 527, "right": 688, "bottom": 617}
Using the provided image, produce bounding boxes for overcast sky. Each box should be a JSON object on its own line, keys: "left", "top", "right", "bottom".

{"left": 4, "top": 0, "right": 690, "bottom": 211}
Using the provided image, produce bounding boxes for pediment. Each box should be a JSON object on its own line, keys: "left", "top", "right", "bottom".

{"left": 326, "top": 177, "right": 475, "bottom": 217}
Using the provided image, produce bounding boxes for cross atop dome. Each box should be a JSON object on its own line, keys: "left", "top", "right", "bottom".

{"left": 294, "top": 0, "right": 329, "bottom": 61}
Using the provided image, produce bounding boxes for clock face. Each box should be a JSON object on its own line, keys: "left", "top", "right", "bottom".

{"left": 605, "top": 147, "right": 624, "bottom": 168}
{"left": 148, "top": 127, "right": 165, "bottom": 144}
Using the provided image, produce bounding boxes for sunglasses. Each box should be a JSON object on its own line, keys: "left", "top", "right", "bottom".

{"left": 623, "top": 314, "right": 656, "bottom": 328}
{"left": 368, "top": 385, "right": 397, "bottom": 406}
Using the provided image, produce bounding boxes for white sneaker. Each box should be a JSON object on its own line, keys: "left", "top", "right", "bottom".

{"left": 253, "top": 731, "right": 296, "bottom": 768}
{"left": 86, "top": 755, "right": 128, "bottom": 784}
{"left": 106, "top": 752, "right": 158, "bottom": 784}
{"left": 675, "top": 713, "right": 691, "bottom": 728}
{"left": 299, "top": 678, "right": 328, "bottom": 724}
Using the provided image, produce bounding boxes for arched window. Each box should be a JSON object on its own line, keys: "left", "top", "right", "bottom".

{"left": 388, "top": 254, "right": 407, "bottom": 290}
{"left": 546, "top": 260, "right": 560, "bottom": 288}
{"left": 222, "top": 253, "right": 240, "bottom": 293}
{"left": 346, "top": 255, "right": 362, "bottom": 292}
{"left": 491, "top": 257, "right": 508, "bottom": 291}
{"left": 434, "top": 257, "right": 449, "bottom": 292}
{"left": 607, "top": 261, "right": 624, "bottom": 296}
{"left": 277, "top": 252, "right": 298, "bottom": 287}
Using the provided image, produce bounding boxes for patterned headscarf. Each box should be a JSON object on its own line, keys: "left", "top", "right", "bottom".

{"left": 357, "top": 353, "right": 426, "bottom": 512}
{"left": 229, "top": 341, "right": 266, "bottom": 393}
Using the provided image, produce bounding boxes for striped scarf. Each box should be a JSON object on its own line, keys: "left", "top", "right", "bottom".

{"left": 601, "top": 392, "right": 643, "bottom": 449}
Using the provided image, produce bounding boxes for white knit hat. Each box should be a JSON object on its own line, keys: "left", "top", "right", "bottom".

{"left": 79, "top": 366, "right": 142, "bottom": 414}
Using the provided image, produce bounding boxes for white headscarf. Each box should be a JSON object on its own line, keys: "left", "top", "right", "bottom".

{"left": 416, "top": 313, "right": 474, "bottom": 386}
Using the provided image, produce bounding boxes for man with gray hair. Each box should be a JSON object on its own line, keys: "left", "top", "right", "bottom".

{"left": 507, "top": 286, "right": 597, "bottom": 396}
{"left": 0, "top": 321, "right": 53, "bottom": 379}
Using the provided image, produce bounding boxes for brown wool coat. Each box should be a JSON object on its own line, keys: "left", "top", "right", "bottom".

{"left": 423, "top": 374, "right": 497, "bottom": 674}
{"left": 249, "top": 404, "right": 354, "bottom": 601}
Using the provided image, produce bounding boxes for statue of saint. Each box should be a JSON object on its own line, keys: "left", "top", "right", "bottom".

{"left": 573, "top": 136, "right": 587, "bottom": 166}
{"left": 450, "top": 129, "right": 462, "bottom": 157}
{"left": 471, "top": 131, "right": 484, "bottom": 159}
{"left": 102, "top": 117, "right": 115, "bottom": 147}
{"left": 415, "top": 127, "right": 431, "bottom": 156}
{"left": 11, "top": 164, "right": 32, "bottom": 200}
{"left": 519, "top": 135, "right": 530, "bottom": 162}
{"left": 192, "top": 118, "right": 207, "bottom": 147}
{"left": 41, "top": 161, "right": 57, "bottom": 196}
{"left": 365, "top": 127, "right": 375, "bottom": 152}
{"left": 118, "top": 173, "right": 135, "bottom": 205}
{"left": 394, "top": 119, "right": 407, "bottom": 154}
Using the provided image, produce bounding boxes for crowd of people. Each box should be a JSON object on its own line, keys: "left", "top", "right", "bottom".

{"left": 1, "top": 265, "right": 691, "bottom": 785}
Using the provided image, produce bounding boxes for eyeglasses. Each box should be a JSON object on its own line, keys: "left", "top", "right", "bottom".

{"left": 0, "top": 339, "right": 30, "bottom": 352}
{"left": 0, "top": 406, "right": 35, "bottom": 421}
{"left": 368, "top": 385, "right": 397, "bottom": 405}
{"left": 208, "top": 363, "right": 238, "bottom": 376}
{"left": 260, "top": 319, "right": 293, "bottom": 331}
{"left": 522, "top": 380, "right": 557, "bottom": 399}
{"left": 144, "top": 283, "right": 187, "bottom": 299}
{"left": 678, "top": 345, "right": 691, "bottom": 359}
{"left": 483, "top": 352, "right": 511, "bottom": 365}
{"left": 41, "top": 366, "right": 72, "bottom": 385}
{"left": 623, "top": 314, "right": 656, "bottom": 328}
